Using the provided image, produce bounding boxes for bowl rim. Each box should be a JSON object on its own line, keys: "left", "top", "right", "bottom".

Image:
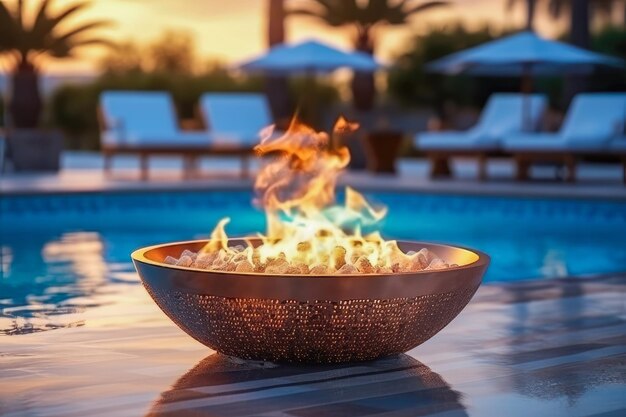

{"left": 131, "top": 238, "right": 490, "bottom": 278}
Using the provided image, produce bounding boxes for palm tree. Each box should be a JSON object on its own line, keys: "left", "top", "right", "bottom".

{"left": 547, "top": 0, "right": 617, "bottom": 23}
{"left": 268, "top": 0, "right": 286, "bottom": 46}
{"left": 0, "top": 0, "right": 111, "bottom": 128}
{"left": 506, "top": 0, "right": 538, "bottom": 29}
{"left": 547, "top": 0, "right": 620, "bottom": 48}
{"left": 506, "top": 0, "right": 620, "bottom": 46}
{"left": 287, "top": 0, "right": 448, "bottom": 110}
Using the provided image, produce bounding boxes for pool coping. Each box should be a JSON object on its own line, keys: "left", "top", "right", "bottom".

{"left": 2, "top": 176, "right": 626, "bottom": 201}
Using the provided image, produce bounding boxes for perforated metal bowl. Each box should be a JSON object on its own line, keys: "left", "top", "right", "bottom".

{"left": 132, "top": 239, "right": 489, "bottom": 364}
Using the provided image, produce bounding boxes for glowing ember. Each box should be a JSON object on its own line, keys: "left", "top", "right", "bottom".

{"left": 167, "top": 117, "right": 453, "bottom": 274}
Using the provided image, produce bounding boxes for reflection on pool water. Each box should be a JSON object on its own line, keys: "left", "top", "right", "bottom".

{"left": 1, "top": 190, "right": 625, "bottom": 335}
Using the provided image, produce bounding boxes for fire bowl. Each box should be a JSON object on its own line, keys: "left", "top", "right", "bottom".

{"left": 132, "top": 239, "right": 489, "bottom": 364}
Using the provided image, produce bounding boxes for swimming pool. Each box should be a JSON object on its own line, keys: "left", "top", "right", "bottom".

{"left": 1, "top": 190, "right": 626, "bottom": 335}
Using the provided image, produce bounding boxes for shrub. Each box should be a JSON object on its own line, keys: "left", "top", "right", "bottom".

{"left": 49, "top": 69, "right": 340, "bottom": 150}
{"left": 590, "top": 26, "right": 626, "bottom": 90}
{"left": 48, "top": 68, "right": 263, "bottom": 150}
{"left": 388, "top": 24, "right": 509, "bottom": 111}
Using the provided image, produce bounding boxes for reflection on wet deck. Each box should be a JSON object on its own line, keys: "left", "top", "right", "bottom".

{"left": 1, "top": 274, "right": 625, "bottom": 417}
{"left": 147, "top": 354, "right": 465, "bottom": 417}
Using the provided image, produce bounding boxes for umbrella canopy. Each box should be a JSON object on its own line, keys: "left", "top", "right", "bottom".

{"left": 238, "top": 40, "right": 381, "bottom": 74}
{"left": 427, "top": 31, "right": 622, "bottom": 76}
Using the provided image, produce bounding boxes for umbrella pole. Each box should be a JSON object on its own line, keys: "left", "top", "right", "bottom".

{"left": 306, "top": 68, "right": 318, "bottom": 128}
{"left": 521, "top": 63, "right": 533, "bottom": 132}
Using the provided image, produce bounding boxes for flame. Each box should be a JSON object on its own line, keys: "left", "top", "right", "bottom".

{"left": 202, "top": 116, "right": 423, "bottom": 273}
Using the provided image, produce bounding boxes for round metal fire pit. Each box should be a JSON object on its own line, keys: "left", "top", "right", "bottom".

{"left": 132, "top": 239, "right": 489, "bottom": 364}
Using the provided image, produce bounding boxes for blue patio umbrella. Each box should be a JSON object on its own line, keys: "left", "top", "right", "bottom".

{"left": 238, "top": 39, "right": 381, "bottom": 74}
{"left": 426, "top": 31, "right": 623, "bottom": 129}
{"left": 238, "top": 40, "right": 382, "bottom": 126}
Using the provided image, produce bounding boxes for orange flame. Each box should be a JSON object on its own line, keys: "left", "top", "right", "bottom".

{"left": 202, "top": 116, "right": 420, "bottom": 272}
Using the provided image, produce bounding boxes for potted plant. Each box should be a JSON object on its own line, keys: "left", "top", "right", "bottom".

{"left": 0, "top": 0, "right": 111, "bottom": 171}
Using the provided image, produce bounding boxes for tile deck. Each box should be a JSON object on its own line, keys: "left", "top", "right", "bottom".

{"left": 1, "top": 274, "right": 624, "bottom": 417}
{"left": 1, "top": 152, "right": 625, "bottom": 199}
{"left": 1, "top": 152, "right": 625, "bottom": 416}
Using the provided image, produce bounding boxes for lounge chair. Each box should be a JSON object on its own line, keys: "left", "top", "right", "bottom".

{"left": 610, "top": 138, "right": 626, "bottom": 183}
{"left": 414, "top": 93, "right": 547, "bottom": 180}
{"left": 504, "top": 93, "right": 626, "bottom": 182}
{"left": 99, "top": 91, "right": 211, "bottom": 180}
{"left": 0, "top": 131, "right": 5, "bottom": 173}
{"left": 199, "top": 93, "right": 277, "bottom": 177}
{"left": 200, "top": 93, "right": 274, "bottom": 144}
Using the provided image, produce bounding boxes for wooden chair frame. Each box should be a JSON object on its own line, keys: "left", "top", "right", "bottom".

{"left": 424, "top": 148, "right": 626, "bottom": 184}
{"left": 512, "top": 150, "right": 626, "bottom": 184}
{"left": 97, "top": 105, "right": 253, "bottom": 180}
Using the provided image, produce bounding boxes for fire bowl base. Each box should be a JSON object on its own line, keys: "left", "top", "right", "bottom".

{"left": 133, "top": 239, "right": 489, "bottom": 364}
{"left": 144, "top": 284, "right": 479, "bottom": 364}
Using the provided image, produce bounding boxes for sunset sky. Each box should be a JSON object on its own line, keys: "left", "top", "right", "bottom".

{"left": 1, "top": 0, "right": 589, "bottom": 75}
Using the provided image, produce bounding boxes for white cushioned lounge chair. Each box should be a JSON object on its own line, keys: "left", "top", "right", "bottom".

{"left": 610, "top": 138, "right": 626, "bottom": 183}
{"left": 199, "top": 93, "right": 282, "bottom": 177}
{"left": 200, "top": 93, "right": 276, "bottom": 146}
{"left": 414, "top": 93, "right": 547, "bottom": 180}
{"left": 99, "top": 91, "right": 211, "bottom": 180}
{"left": 503, "top": 93, "right": 626, "bottom": 181}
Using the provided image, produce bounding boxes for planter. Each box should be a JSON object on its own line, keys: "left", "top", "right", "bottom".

{"left": 364, "top": 130, "right": 403, "bottom": 174}
{"left": 9, "top": 65, "right": 43, "bottom": 129}
{"left": 6, "top": 129, "right": 63, "bottom": 172}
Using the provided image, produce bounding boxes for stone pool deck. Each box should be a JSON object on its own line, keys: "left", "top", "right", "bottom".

{"left": 1, "top": 273, "right": 624, "bottom": 417}
{"left": 1, "top": 152, "right": 625, "bottom": 416}
{"left": 1, "top": 151, "right": 625, "bottom": 199}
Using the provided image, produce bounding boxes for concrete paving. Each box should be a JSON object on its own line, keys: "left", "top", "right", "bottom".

{"left": 1, "top": 151, "right": 625, "bottom": 199}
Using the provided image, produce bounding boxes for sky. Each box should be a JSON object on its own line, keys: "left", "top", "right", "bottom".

{"left": 0, "top": 0, "right": 594, "bottom": 75}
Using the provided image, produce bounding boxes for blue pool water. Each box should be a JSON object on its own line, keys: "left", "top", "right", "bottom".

{"left": 1, "top": 190, "right": 626, "bottom": 335}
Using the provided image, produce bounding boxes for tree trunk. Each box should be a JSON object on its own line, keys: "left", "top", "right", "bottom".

{"left": 268, "top": 0, "right": 284, "bottom": 46}
{"left": 525, "top": 0, "right": 537, "bottom": 30}
{"left": 351, "top": 28, "right": 376, "bottom": 111}
{"left": 565, "top": 0, "right": 590, "bottom": 103}
{"left": 570, "top": 0, "right": 590, "bottom": 48}
{"left": 9, "top": 60, "right": 42, "bottom": 129}
{"left": 266, "top": 0, "right": 292, "bottom": 129}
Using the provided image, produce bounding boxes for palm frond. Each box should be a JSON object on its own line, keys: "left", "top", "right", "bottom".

{"left": 53, "top": 1, "right": 90, "bottom": 22}
{"left": 287, "top": 6, "right": 348, "bottom": 26}
{"left": 286, "top": 0, "right": 338, "bottom": 15}
{"left": 54, "top": 20, "right": 112, "bottom": 43}
{"left": 0, "top": 2, "right": 19, "bottom": 50}
{"left": 547, "top": 0, "right": 614, "bottom": 20}
{"left": 287, "top": 0, "right": 359, "bottom": 26}
{"left": 47, "top": 37, "right": 114, "bottom": 58}
{"left": 363, "top": 0, "right": 392, "bottom": 25}
{"left": 69, "top": 38, "right": 115, "bottom": 50}
{"left": 16, "top": 0, "right": 24, "bottom": 33}
{"left": 286, "top": 7, "right": 325, "bottom": 18}
{"left": 44, "top": 1, "right": 90, "bottom": 35}
{"left": 505, "top": 0, "right": 518, "bottom": 11}
{"left": 43, "top": 20, "right": 112, "bottom": 58}
{"left": 313, "top": 0, "right": 343, "bottom": 13}
{"left": 591, "top": 0, "right": 614, "bottom": 18}
{"left": 31, "top": 0, "right": 51, "bottom": 36}
{"left": 404, "top": 1, "right": 449, "bottom": 16}
{"left": 0, "top": 1, "right": 13, "bottom": 23}
{"left": 382, "top": 3, "right": 410, "bottom": 25}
